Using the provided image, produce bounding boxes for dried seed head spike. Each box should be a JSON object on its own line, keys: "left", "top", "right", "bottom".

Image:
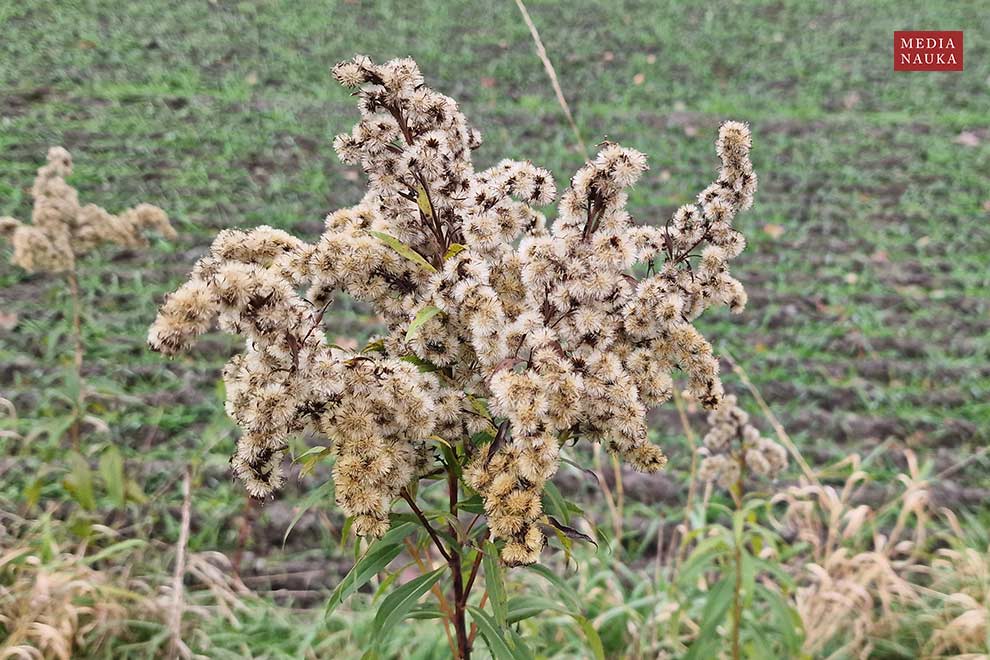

{"left": 1, "top": 147, "right": 174, "bottom": 274}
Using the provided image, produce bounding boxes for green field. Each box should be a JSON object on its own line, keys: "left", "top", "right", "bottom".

{"left": 1, "top": 1, "right": 988, "bottom": 657}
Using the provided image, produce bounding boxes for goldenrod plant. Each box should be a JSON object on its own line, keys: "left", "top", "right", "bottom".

{"left": 148, "top": 55, "right": 757, "bottom": 658}
{"left": 684, "top": 392, "right": 793, "bottom": 659}
{"left": 1, "top": 148, "right": 173, "bottom": 446}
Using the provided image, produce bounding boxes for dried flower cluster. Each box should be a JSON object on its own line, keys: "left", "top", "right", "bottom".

{"left": 0, "top": 147, "right": 174, "bottom": 273}
{"left": 149, "top": 56, "right": 757, "bottom": 565}
{"left": 698, "top": 394, "right": 786, "bottom": 489}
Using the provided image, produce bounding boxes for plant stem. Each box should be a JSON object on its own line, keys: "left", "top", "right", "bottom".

{"left": 673, "top": 389, "right": 698, "bottom": 571}
{"left": 447, "top": 463, "right": 471, "bottom": 660}
{"left": 401, "top": 489, "right": 451, "bottom": 562}
{"left": 404, "top": 456, "right": 483, "bottom": 658}
{"left": 405, "top": 538, "right": 458, "bottom": 657}
{"left": 168, "top": 467, "right": 192, "bottom": 659}
{"left": 67, "top": 267, "right": 84, "bottom": 449}
{"left": 732, "top": 534, "right": 742, "bottom": 660}
{"left": 730, "top": 459, "right": 744, "bottom": 660}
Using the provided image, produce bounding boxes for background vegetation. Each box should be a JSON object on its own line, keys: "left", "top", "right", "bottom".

{"left": 1, "top": 1, "right": 988, "bottom": 657}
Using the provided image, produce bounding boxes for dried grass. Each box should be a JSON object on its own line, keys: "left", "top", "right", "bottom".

{"left": 0, "top": 512, "right": 254, "bottom": 659}
{"left": 771, "top": 448, "right": 990, "bottom": 658}
{"left": 0, "top": 544, "right": 134, "bottom": 659}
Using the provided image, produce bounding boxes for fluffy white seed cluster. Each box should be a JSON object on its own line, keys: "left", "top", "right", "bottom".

{"left": 698, "top": 394, "right": 786, "bottom": 489}
{"left": 147, "top": 226, "right": 438, "bottom": 537}
{"left": 149, "top": 56, "right": 758, "bottom": 565}
{"left": 0, "top": 147, "right": 174, "bottom": 273}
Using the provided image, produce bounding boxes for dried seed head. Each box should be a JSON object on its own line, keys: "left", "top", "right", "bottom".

{"left": 149, "top": 56, "right": 758, "bottom": 565}
{"left": 1, "top": 147, "right": 173, "bottom": 274}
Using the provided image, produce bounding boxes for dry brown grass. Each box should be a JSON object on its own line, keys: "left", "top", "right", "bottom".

{"left": 0, "top": 509, "right": 254, "bottom": 659}
{"left": 0, "top": 540, "right": 136, "bottom": 659}
{"left": 772, "top": 449, "right": 990, "bottom": 659}
{"left": 922, "top": 510, "right": 990, "bottom": 658}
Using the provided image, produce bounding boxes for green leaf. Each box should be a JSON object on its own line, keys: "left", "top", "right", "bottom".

{"left": 407, "top": 603, "right": 444, "bottom": 620}
{"left": 23, "top": 478, "right": 43, "bottom": 509}
{"left": 124, "top": 479, "right": 147, "bottom": 505}
{"left": 98, "top": 446, "right": 125, "bottom": 508}
{"left": 416, "top": 186, "right": 433, "bottom": 218}
{"left": 83, "top": 539, "right": 146, "bottom": 565}
{"left": 740, "top": 549, "right": 756, "bottom": 608}
{"left": 376, "top": 520, "right": 420, "bottom": 550}
{"left": 507, "top": 595, "right": 566, "bottom": 623}
{"left": 64, "top": 451, "right": 96, "bottom": 511}
{"left": 465, "top": 394, "right": 492, "bottom": 421}
{"left": 758, "top": 584, "right": 804, "bottom": 652}
{"left": 685, "top": 577, "right": 734, "bottom": 660}
{"left": 575, "top": 615, "right": 606, "bottom": 660}
{"left": 370, "top": 231, "right": 437, "bottom": 273}
{"left": 424, "top": 434, "right": 451, "bottom": 449}
{"left": 678, "top": 535, "right": 731, "bottom": 589}
{"left": 283, "top": 479, "right": 335, "bottom": 549}
{"left": 62, "top": 365, "right": 82, "bottom": 409}
{"left": 542, "top": 482, "right": 570, "bottom": 525}
{"left": 443, "top": 243, "right": 466, "bottom": 260}
{"left": 362, "top": 338, "right": 387, "bottom": 354}
{"left": 298, "top": 446, "right": 333, "bottom": 479}
{"left": 525, "top": 564, "right": 581, "bottom": 612}
{"left": 469, "top": 606, "right": 534, "bottom": 660}
{"left": 405, "top": 305, "right": 443, "bottom": 341}
{"left": 482, "top": 542, "right": 508, "bottom": 629}
{"left": 340, "top": 516, "right": 354, "bottom": 545}
{"left": 324, "top": 523, "right": 415, "bottom": 618}
{"left": 295, "top": 445, "right": 329, "bottom": 461}
{"left": 458, "top": 494, "right": 486, "bottom": 515}
{"left": 372, "top": 567, "right": 403, "bottom": 601}
{"left": 440, "top": 444, "right": 462, "bottom": 480}
{"left": 371, "top": 568, "right": 444, "bottom": 643}
{"left": 399, "top": 354, "right": 440, "bottom": 373}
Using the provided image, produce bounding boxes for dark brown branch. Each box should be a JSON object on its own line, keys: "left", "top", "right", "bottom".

{"left": 462, "top": 530, "right": 489, "bottom": 602}
{"left": 446, "top": 463, "right": 471, "bottom": 659}
{"left": 400, "top": 489, "right": 452, "bottom": 562}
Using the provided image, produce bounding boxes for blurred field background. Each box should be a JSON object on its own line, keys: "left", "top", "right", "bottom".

{"left": 1, "top": 1, "right": 988, "bottom": 657}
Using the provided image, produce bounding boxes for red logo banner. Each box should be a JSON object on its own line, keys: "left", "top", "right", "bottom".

{"left": 894, "top": 31, "right": 963, "bottom": 71}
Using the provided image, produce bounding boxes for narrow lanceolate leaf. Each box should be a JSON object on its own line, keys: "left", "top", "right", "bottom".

{"left": 468, "top": 606, "right": 534, "bottom": 660}
{"left": 371, "top": 568, "right": 444, "bottom": 641}
{"left": 507, "top": 595, "right": 566, "bottom": 623}
{"left": 64, "top": 451, "right": 96, "bottom": 511}
{"left": 443, "top": 243, "right": 466, "bottom": 260}
{"left": 575, "top": 615, "right": 606, "bottom": 660}
{"left": 525, "top": 564, "right": 581, "bottom": 612}
{"left": 416, "top": 185, "right": 433, "bottom": 218}
{"left": 362, "top": 338, "right": 387, "bottom": 353}
{"left": 542, "top": 516, "right": 598, "bottom": 548}
{"left": 400, "top": 354, "right": 440, "bottom": 372}
{"left": 685, "top": 576, "right": 734, "bottom": 660}
{"left": 370, "top": 230, "right": 437, "bottom": 273}
{"left": 98, "top": 446, "right": 125, "bottom": 508}
{"left": 428, "top": 434, "right": 452, "bottom": 449}
{"left": 482, "top": 542, "right": 508, "bottom": 628}
{"left": 405, "top": 305, "right": 443, "bottom": 341}
{"left": 283, "top": 478, "right": 335, "bottom": 548}
{"left": 541, "top": 481, "right": 571, "bottom": 526}
{"left": 560, "top": 456, "right": 601, "bottom": 486}
{"left": 324, "top": 522, "right": 416, "bottom": 618}
{"left": 466, "top": 394, "right": 492, "bottom": 420}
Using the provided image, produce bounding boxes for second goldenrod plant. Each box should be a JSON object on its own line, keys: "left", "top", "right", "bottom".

{"left": 148, "top": 55, "right": 758, "bottom": 657}
{"left": 2, "top": 147, "right": 173, "bottom": 446}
